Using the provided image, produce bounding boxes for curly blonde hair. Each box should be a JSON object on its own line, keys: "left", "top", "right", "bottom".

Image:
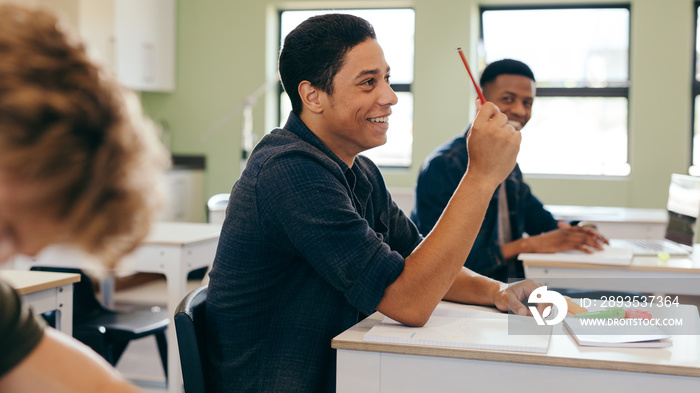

{"left": 0, "top": 4, "right": 170, "bottom": 268}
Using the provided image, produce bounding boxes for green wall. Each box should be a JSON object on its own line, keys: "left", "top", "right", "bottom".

{"left": 141, "top": 0, "right": 695, "bottom": 210}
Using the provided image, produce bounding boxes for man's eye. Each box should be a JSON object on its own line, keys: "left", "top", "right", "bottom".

{"left": 362, "top": 78, "right": 375, "bottom": 86}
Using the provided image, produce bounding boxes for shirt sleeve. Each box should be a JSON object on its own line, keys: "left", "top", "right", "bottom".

{"left": 0, "top": 279, "right": 45, "bottom": 378}
{"left": 256, "top": 153, "right": 405, "bottom": 316}
{"left": 385, "top": 197, "right": 423, "bottom": 258}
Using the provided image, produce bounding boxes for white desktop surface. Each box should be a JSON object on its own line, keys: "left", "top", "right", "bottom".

{"left": 522, "top": 245, "right": 700, "bottom": 296}
{"left": 333, "top": 303, "right": 700, "bottom": 393}
{"left": 545, "top": 205, "right": 667, "bottom": 239}
{"left": 0, "top": 270, "right": 79, "bottom": 335}
{"left": 545, "top": 205, "right": 667, "bottom": 224}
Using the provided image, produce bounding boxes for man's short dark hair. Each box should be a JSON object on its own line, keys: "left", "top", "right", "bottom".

{"left": 479, "top": 59, "right": 535, "bottom": 88}
{"left": 278, "top": 14, "right": 376, "bottom": 115}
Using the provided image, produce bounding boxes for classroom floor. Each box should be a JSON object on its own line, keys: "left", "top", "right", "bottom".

{"left": 116, "top": 335, "right": 168, "bottom": 392}
{"left": 112, "top": 276, "right": 203, "bottom": 393}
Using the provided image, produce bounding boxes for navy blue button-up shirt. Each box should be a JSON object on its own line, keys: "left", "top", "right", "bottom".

{"left": 206, "top": 112, "right": 422, "bottom": 393}
{"left": 411, "top": 129, "right": 558, "bottom": 281}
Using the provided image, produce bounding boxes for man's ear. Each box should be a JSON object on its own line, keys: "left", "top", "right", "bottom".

{"left": 299, "top": 81, "right": 323, "bottom": 114}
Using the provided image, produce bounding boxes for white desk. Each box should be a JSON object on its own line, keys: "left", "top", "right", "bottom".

{"left": 0, "top": 270, "right": 80, "bottom": 335}
{"left": 546, "top": 205, "right": 667, "bottom": 239}
{"left": 332, "top": 303, "right": 700, "bottom": 393}
{"left": 522, "top": 246, "right": 700, "bottom": 296}
{"left": 12, "top": 222, "right": 221, "bottom": 393}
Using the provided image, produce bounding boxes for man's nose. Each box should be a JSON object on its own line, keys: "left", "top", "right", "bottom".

{"left": 379, "top": 82, "right": 398, "bottom": 106}
{"left": 511, "top": 101, "right": 528, "bottom": 117}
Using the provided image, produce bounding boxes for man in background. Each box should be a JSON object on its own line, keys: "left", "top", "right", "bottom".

{"left": 412, "top": 59, "right": 608, "bottom": 282}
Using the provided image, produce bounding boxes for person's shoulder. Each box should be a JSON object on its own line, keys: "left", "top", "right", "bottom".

{"left": 419, "top": 134, "right": 468, "bottom": 174}
{"left": 510, "top": 163, "right": 525, "bottom": 179}
{"left": 246, "top": 129, "right": 343, "bottom": 183}
{"left": 354, "top": 154, "right": 379, "bottom": 171}
{"left": 254, "top": 129, "right": 336, "bottom": 165}
{"left": 354, "top": 154, "right": 386, "bottom": 182}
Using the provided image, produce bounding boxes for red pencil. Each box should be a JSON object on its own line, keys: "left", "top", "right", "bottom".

{"left": 457, "top": 48, "right": 486, "bottom": 104}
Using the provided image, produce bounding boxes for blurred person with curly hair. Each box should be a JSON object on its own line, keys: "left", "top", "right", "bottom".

{"left": 0, "top": 4, "right": 170, "bottom": 392}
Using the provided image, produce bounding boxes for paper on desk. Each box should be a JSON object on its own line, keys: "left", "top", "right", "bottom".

{"left": 430, "top": 301, "right": 507, "bottom": 319}
{"left": 519, "top": 246, "right": 633, "bottom": 266}
{"left": 364, "top": 314, "right": 551, "bottom": 354}
{"left": 563, "top": 317, "right": 671, "bottom": 348}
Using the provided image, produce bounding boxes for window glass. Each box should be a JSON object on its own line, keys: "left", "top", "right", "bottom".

{"left": 693, "top": 96, "right": 700, "bottom": 175}
{"left": 482, "top": 7, "right": 630, "bottom": 176}
{"left": 279, "top": 9, "right": 415, "bottom": 167}
{"left": 482, "top": 8, "right": 629, "bottom": 87}
{"left": 521, "top": 97, "right": 628, "bottom": 175}
{"left": 692, "top": 4, "right": 700, "bottom": 175}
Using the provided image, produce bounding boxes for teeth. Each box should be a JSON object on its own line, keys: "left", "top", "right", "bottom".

{"left": 369, "top": 117, "right": 388, "bottom": 123}
{"left": 507, "top": 120, "right": 523, "bottom": 130}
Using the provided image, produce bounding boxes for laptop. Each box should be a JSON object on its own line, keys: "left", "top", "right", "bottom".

{"left": 609, "top": 174, "right": 700, "bottom": 256}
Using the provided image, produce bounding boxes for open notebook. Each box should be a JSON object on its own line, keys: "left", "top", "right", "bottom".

{"left": 363, "top": 305, "right": 551, "bottom": 354}
{"left": 610, "top": 174, "right": 700, "bottom": 256}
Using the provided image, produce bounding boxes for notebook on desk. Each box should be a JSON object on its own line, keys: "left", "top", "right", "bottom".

{"left": 364, "top": 312, "right": 551, "bottom": 354}
{"left": 610, "top": 174, "right": 700, "bottom": 256}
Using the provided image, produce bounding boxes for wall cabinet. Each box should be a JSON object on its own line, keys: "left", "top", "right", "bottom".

{"left": 113, "top": 0, "right": 176, "bottom": 92}
{"left": 26, "top": 0, "right": 176, "bottom": 92}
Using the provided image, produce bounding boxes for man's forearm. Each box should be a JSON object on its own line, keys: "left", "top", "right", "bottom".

{"left": 377, "top": 170, "right": 499, "bottom": 325}
{"left": 376, "top": 102, "right": 520, "bottom": 326}
{"left": 500, "top": 237, "right": 533, "bottom": 260}
{"left": 443, "top": 267, "right": 504, "bottom": 305}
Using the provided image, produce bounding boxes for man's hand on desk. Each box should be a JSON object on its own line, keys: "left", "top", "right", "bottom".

{"left": 492, "top": 279, "right": 545, "bottom": 316}
{"left": 518, "top": 224, "right": 609, "bottom": 255}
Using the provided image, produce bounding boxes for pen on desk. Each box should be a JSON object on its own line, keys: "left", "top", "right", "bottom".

{"left": 574, "top": 307, "right": 626, "bottom": 319}
{"left": 566, "top": 298, "right": 588, "bottom": 315}
{"left": 457, "top": 48, "right": 486, "bottom": 105}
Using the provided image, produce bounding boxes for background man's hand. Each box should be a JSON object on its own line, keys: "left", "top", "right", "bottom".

{"left": 528, "top": 225, "right": 609, "bottom": 253}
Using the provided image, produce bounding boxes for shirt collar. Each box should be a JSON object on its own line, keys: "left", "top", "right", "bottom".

{"left": 283, "top": 111, "right": 351, "bottom": 172}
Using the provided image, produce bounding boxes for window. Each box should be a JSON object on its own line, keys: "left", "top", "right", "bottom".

{"left": 279, "top": 9, "right": 415, "bottom": 167}
{"left": 481, "top": 6, "right": 630, "bottom": 176}
{"left": 691, "top": 2, "right": 700, "bottom": 175}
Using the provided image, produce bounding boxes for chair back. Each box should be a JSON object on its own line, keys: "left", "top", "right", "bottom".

{"left": 175, "top": 285, "right": 209, "bottom": 393}
{"left": 207, "top": 193, "right": 229, "bottom": 225}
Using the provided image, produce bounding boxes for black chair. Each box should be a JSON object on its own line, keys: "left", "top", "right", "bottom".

{"left": 174, "top": 285, "right": 209, "bottom": 393}
{"left": 30, "top": 266, "right": 169, "bottom": 378}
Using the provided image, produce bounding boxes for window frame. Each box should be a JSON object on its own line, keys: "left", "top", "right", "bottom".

{"left": 692, "top": 1, "right": 700, "bottom": 172}
{"left": 479, "top": 3, "right": 632, "bottom": 177}
{"left": 276, "top": 8, "right": 414, "bottom": 169}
